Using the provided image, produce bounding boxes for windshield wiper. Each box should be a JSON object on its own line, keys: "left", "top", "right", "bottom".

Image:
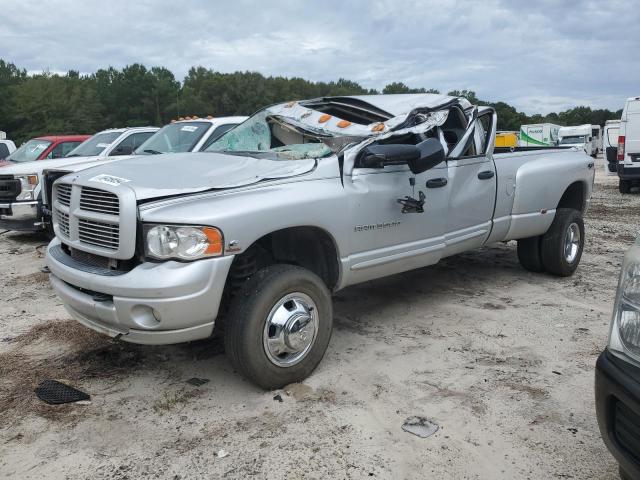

{"left": 65, "top": 154, "right": 80, "bottom": 157}
{"left": 142, "top": 149, "right": 164, "bottom": 155}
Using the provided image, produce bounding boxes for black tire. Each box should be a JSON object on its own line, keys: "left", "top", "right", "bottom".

{"left": 540, "top": 208, "right": 585, "bottom": 277}
{"left": 517, "top": 236, "right": 544, "bottom": 272}
{"left": 619, "top": 466, "right": 632, "bottom": 480}
{"left": 44, "top": 216, "right": 55, "bottom": 240}
{"left": 224, "top": 264, "right": 333, "bottom": 390}
{"left": 619, "top": 179, "right": 632, "bottom": 194}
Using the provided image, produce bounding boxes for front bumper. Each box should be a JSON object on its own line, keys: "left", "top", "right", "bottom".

{"left": 0, "top": 200, "right": 41, "bottom": 231}
{"left": 595, "top": 349, "right": 640, "bottom": 478}
{"left": 46, "top": 238, "right": 235, "bottom": 345}
{"left": 618, "top": 164, "right": 640, "bottom": 181}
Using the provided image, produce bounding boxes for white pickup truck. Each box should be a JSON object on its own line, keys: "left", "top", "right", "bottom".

{"left": 46, "top": 94, "right": 595, "bottom": 389}
{"left": 0, "top": 117, "right": 246, "bottom": 233}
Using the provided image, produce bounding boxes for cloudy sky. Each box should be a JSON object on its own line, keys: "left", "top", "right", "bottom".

{"left": 2, "top": 0, "right": 638, "bottom": 114}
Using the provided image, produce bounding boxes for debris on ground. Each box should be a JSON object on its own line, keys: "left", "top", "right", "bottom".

{"left": 217, "top": 449, "right": 230, "bottom": 458}
{"left": 273, "top": 394, "right": 283, "bottom": 402}
{"left": 34, "top": 379, "right": 90, "bottom": 405}
{"left": 185, "top": 377, "right": 209, "bottom": 387}
{"left": 402, "top": 416, "right": 439, "bottom": 438}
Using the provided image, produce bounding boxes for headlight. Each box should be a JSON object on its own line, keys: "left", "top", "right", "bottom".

{"left": 15, "top": 174, "right": 39, "bottom": 201}
{"left": 609, "top": 259, "right": 640, "bottom": 363}
{"left": 144, "top": 224, "right": 223, "bottom": 261}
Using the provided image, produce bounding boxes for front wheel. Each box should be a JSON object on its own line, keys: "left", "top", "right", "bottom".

{"left": 540, "top": 208, "right": 585, "bottom": 277}
{"left": 224, "top": 264, "right": 333, "bottom": 390}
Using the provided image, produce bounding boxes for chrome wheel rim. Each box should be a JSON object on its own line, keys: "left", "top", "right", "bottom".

{"left": 564, "top": 222, "right": 581, "bottom": 263}
{"left": 263, "top": 292, "right": 319, "bottom": 367}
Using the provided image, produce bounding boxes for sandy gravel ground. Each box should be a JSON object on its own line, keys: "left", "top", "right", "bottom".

{"left": 0, "top": 159, "right": 637, "bottom": 479}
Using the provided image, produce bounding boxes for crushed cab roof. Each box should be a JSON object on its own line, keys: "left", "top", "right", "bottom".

{"left": 335, "top": 94, "right": 461, "bottom": 117}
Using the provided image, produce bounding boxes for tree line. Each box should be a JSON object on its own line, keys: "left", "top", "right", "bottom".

{"left": 0, "top": 59, "right": 623, "bottom": 144}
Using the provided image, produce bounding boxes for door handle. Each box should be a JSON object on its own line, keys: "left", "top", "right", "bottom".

{"left": 426, "top": 178, "right": 448, "bottom": 188}
{"left": 477, "top": 170, "right": 495, "bottom": 180}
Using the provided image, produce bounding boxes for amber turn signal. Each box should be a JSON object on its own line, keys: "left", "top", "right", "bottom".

{"left": 203, "top": 227, "right": 224, "bottom": 256}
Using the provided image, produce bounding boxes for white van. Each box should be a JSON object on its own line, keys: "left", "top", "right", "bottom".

{"left": 603, "top": 119, "right": 620, "bottom": 175}
{"left": 617, "top": 97, "right": 640, "bottom": 193}
{"left": 558, "top": 124, "right": 600, "bottom": 157}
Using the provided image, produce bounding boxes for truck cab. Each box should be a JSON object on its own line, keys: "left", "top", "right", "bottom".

{"left": 617, "top": 97, "right": 640, "bottom": 193}
{"left": 559, "top": 124, "right": 600, "bottom": 158}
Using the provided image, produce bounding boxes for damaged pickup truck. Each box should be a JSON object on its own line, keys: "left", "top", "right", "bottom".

{"left": 46, "top": 94, "right": 595, "bottom": 389}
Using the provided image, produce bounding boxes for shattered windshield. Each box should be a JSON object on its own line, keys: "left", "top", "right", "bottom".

{"left": 205, "top": 111, "right": 342, "bottom": 160}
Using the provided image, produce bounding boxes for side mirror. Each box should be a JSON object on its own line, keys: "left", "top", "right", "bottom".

{"left": 358, "top": 138, "right": 444, "bottom": 174}
{"left": 359, "top": 144, "right": 421, "bottom": 169}
{"left": 113, "top": 145, "right": 134, "bottom": 156}
{"left": 410, "top": 138, "right": 445, "bottom": 174}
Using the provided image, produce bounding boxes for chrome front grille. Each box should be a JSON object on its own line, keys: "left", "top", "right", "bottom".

{"left": 56, "top": 183, "right": 72, "bottom": 207}
{"left": 51, "top": 181, "right": 135, "bottom": 260}
{"left": 56, "top": 209, "right": 70, "bottom": 237}
{"left": 79, "top": 186, "right": 119, "bottom": 215}
{"left": 78, "top": 218, "right": 119, "bottom": 250}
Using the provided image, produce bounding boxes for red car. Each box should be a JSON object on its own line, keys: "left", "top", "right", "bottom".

{"left": 1, "top": 135, "right": 90, "bottom": 165}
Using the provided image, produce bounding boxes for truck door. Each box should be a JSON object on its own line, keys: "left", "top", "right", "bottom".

{"left": 344, "top": 144, "right": 449, "bottom": 285}
{"left": 443, "top": 108, "right": 497, "bottom": 256}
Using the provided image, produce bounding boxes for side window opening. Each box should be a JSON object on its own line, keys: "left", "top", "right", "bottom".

{"left": 474, "top": 113, "right": 492, "bottom": 155}
{"left": 131, "top": 132, "right": 154, "bottom": 149}
{"left": 440, "top": 106, "right": 469, "bottom": 155}
{"left": 47, "top": 141, "right": 80, "bottom": 159}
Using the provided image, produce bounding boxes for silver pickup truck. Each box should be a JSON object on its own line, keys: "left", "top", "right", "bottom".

{"left": 45, "top": 94, "right": 595, "bottom": 389}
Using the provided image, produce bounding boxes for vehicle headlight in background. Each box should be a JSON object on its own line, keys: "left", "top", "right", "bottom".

{"left": 15, "top": 174, "right": 39, "bottom": 201}
{"left": 609, "top": 259, "right": 640, "bottom": 362}
{"left": 144, "top": 224, "right": 223, "bottom": 261}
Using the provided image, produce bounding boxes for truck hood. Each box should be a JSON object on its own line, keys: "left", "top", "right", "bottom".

{"left": 0, "top": 155, "right": 126, "bottom": 176}
{"left": 45, "top": 156, "right": 129, "bottom": 174}
{"left": 66, "top": 152, "right": 316, "bottom": 200}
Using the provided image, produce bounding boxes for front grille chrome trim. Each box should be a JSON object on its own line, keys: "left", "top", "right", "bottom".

{"left": 52, "top": 180, "right": 137, "bottom": 260}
